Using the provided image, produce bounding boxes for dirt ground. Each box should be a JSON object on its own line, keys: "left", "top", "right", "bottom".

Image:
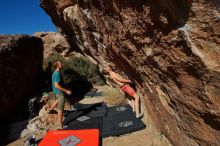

{"left": 7, "top": 85, "right": 172, "bottom": 146}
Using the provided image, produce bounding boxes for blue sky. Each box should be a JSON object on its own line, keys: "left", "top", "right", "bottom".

{"left": 0, "top": 0, "right": 57, "bottom": 35}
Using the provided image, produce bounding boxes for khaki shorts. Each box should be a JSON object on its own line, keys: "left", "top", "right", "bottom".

{"left": 54, "top": 94, "right": 65, "bottom": 111}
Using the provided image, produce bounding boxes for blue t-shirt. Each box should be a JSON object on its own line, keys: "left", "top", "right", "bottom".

{"left": 52, "top": 71, "right": 63, "bottom": 94}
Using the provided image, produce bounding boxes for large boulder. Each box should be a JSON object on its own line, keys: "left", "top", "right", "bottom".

{"left": 40, "top": 0, "right": 220, "bottom": 145}
{"left": 34, "top": 32, "right": 72, "bottom": 58}
{"left": 0, "top": 35, "right": 43, "bottom": 120}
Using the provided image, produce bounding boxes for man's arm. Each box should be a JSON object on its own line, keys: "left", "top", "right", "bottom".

{"left": 112, "top": 73, "right": 132, "bottom": 84}
{"left": 55, "top": 82, "right": 71, "bottom": 95}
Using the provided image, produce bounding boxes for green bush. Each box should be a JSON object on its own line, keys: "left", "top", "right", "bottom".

{"left": 69, "top": 57, "right": 97, "bottom": 78}
{"left": 43, "top": 53, "right": 105, "bottom": 85}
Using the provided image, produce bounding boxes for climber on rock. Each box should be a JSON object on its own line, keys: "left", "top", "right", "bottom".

{"left": 48, "top": 61, "right": 72, "bottom": 129}
{"left": 102, "top": 64, "right": 144, "bottom": 118}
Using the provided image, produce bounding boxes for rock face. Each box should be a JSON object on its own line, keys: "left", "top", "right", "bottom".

{"left": 34, "top": 32, "right": 72, "bottom": 58}
{"left": 0, "top": 35, "right": 43, "bottom": 120}
{"left": 21, "top": 92, "right": 71, "bottom": 138}
{"left": 40, "top": 0, "right": 220, "bottom": 145}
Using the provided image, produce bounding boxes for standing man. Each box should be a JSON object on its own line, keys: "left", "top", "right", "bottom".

{"left": 49, "top": 61, "right": 71, "bottom": 129}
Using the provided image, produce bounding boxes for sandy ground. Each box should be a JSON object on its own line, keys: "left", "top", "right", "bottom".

{"left": 7, "top": 85, "right": 172, "bottom": 146}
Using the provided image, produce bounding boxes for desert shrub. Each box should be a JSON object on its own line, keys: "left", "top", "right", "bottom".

{"left": 68, "top": 57, "right": 98, "bottom": 79}
{"left": 43, "top": 53, "right": 105, "bottom": 85}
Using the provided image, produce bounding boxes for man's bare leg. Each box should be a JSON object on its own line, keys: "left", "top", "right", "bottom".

{"left": 133, "top": 93, "right": 139, "bottom": 114}
{"left": 49, "top": 100, "right": 58, "bottom": 111}
{"left": 127, "top": 98, "right": 135, "bottom": 112}
{"left": 58, "top": 110, "right": 63, "bottom": 128}
{"left": 131, "top": 100, "right": 135, "bottom": 112}
{"left": 133, "top": 93, "right": 144, "bottom": 118}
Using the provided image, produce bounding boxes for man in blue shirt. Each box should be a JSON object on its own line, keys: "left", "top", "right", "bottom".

{"left": 49, "top": 61, "right": 71, "bottom": 129}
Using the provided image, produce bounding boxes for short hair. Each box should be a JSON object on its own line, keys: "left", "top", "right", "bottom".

{"left": 53, "top": 61, "right": 60, "bottom": 68}
{"left": 102, "top": 63, "right": 111, "bottom": 68}
{"left": 102, "top": 64, "right": 112, "bottom": 74}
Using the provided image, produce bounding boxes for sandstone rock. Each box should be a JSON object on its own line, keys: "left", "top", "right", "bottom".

{"left": 41, "top": 0, "right": 220, "bottom": 145}
{"left": 0, "top": 35, "right": 43, "bottom": 120}
{"left": 21, "top": 92, "right": 71, "bottom": 138}
{"left": 34, "top": 32, "right": 72, "bottom": 58}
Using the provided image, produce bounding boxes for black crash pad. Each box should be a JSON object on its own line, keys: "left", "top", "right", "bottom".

{"left": 73, "top": 102, "right": 104, "bottom": 110}
{"left": 63, "top": 117, "right": 102, "bottom": 130}
{"left": 63, "top": 104, "right": 145, "bottom": 138}
{"left": 63, "top": 102, "right": 106, "bottom": 126}
{"left": 101, "top": 105, "right": 146, "bottom": 138}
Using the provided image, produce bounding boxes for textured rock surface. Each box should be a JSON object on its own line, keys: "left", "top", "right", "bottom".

{"left": 0, "top": 35, "right": 43, "bottom": 119}
{"left": 41, "top": 0, "right": 220, "bottom": 145}
{"left": 21, "top": 92, "right": 70, "bottom": 138}
{"left": 34, "top": 32, "right": 71, "bottom": 58}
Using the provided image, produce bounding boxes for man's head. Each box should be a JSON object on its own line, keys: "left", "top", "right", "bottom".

{"left": 53, "top": 61, "right": 62, "bottom": 70}
{"left": 102, "top": 64, "right": 112, "bottom": 74}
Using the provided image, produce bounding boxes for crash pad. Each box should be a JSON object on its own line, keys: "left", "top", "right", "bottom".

{"left": 63, "top": 118, "right": 101, "bottom": 130}
{"left": 38, "top": 129, "right": 99, "bottom": 146}
{"left": 101, "top": 105, "right": 146, "bottom": 138}
{"left": 63, "top": 102, "right": 105, "bottom": 125}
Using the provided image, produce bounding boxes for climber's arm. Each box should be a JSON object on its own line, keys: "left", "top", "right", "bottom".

{"left": 112, "top": 73, "right": 132, "bottom": 84}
